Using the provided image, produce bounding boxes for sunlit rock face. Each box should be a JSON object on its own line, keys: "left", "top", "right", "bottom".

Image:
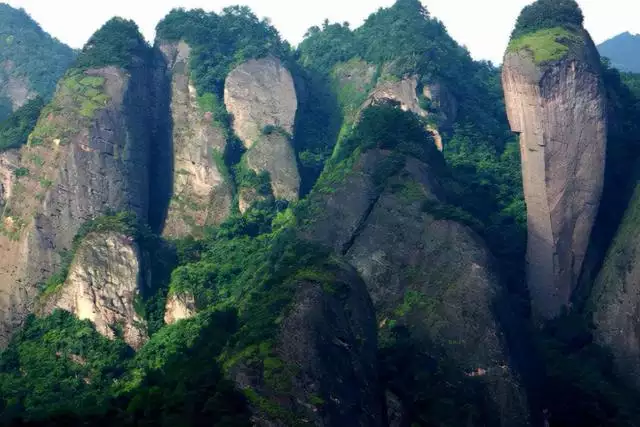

{"left": 502, "top": 30, "right": 607, "bottom": 319}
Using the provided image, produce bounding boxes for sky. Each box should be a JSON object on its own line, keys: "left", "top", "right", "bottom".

{"left": 4, "top": 0, "right": 640, "bottom": 64}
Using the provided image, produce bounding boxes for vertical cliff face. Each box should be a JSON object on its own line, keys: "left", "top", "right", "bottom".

{"left": 224, "top": 57, "right": 300, "bottom": 204}
{"left": 300, "top": 108, "right": 530, "bottom": 426}
{"left": 502, "top": 29, "right": 607, "bottom": 319}
{"left": 590, "top": 184, "right": 640, "bottom": 387}
{"left": 41, "top": 231, "right": 148, "bottom": 349}
{"left": 0, "top": 24, "right": 153, "bottom": 346}
{"left": 158, "top": 41, "right": 233, "bottom": 237}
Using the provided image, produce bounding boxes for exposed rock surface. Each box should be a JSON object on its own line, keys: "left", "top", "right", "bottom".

{"left": 591, "top": 184, "right": 640, "bottom": 388}
{"left": 159, "top": 41, "right": 233, "bottom": 236}
{"left": 0, "top": 149, "right": 19, "bottom": 205}
{"left": 224, "top": 56, "right": 297, "bottom": 148}
{"left": 234, "top": 263, "right": 385, "bottom": 427}
{"left": 224, "top": 57, "right": 300, "bottom": 201}
{"left": 0, "top": 61, "right": 35, "bottom": 110}
{"left": 41, "top": 231, "right": 148, "bottom": 349}
{"left": 361, "top": 75, "right": 455, "bottom": 151}
{"left": 164, "top": 291, "right": 196, "bottom": 325}
{"left": 245, "top": 131, "right": 299, "bottom": 202}
{"left": 302, "top": 149, "right": 530, "bottom": 426}
{"left": 502, "top": 30, "right": 607, "bottom": 319}
{"left": 0, "top": 63, "right": 152, "bottom": 346}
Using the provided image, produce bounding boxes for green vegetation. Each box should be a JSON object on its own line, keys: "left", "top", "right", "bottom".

{"left": 511, "top": 0, "right": 584, "bottom": 39}
{"left": 73, "top": 18, "right": 149, "bottom": 71}
{"left": 508, "top": 27, "right": 582, "bottom": 64}
{"left": 29, "top": 71, "right": 110, "bottom": 145}
{"left": 38, "top": 212, "right": 155, "bottom": 299}
{"left": 0, "top": 309, "right": 251, "bottom": 426}
{"left": 156, "top": 7, "right": 290, "bottom": 99}
{"left": 156, "top": 7, "right": 291, "bottom": 199}
{"left": 0, "top": 96, "right": 44, "bottom": 151}
{"left": 0, "top": 310, "right": 131, "bottom": 423}
{"left": 535, "top": 313, "right": 640, "bottom": 426}
{"left": 3, "top": 1, "right": 640, "bottom": 426}
{"left": 13, "top": 167, "right": 29, "bottom": 177}
{"left": 0, "top": 4, "right": 75, "bottom": 100}
{"left": 2, "top": 205, "right": 334, "bottom": 424}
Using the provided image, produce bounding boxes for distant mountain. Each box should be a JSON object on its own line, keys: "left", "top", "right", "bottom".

{"left": 0, "top": 3, "right": 75, "bottom": 120}
{"left": 598, "top": 31, "right": 640, "bottom": 73}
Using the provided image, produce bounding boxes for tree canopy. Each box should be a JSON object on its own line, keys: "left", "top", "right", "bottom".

{"left": 0, "top": 4, "right": 75, "bottom": 100}
{"left": 156, "top": 7, "right": 290, "bottom": 98}
{"left": 73, "top": 18, "right": 150, "bottom": 71}
{"left": 511, "top": 0, "right": 584, "bottom": 39}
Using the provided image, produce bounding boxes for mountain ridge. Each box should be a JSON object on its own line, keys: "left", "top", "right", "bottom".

{"left": 598, "top": 31, "right": 640, "bottom": 73}
{"left": 0, "top": 1, "right": 638, "bottom": 426}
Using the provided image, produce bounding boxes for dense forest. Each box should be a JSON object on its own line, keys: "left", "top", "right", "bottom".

{"left": 0, "top": 0, "right": 639, "bottom": 426}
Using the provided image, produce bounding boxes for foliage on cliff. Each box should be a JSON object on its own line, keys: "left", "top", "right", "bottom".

{"left": 0, "top": 96, "right": 44, "bottom": 151}
{"left": 511, "top": 0, "right": 584, "bottom": 39}
{"left": 297, "top": 0, "right": 526, "bottom": 288}
{"left": 73, "top": 18, "right": 150, "bottom": 71}
{"left": 507, "top": 0, "right": 586, "bottom": 65}
{"left": 0, "top": 4, "right": 75, "bottom": 101}
{"left": 3, "top": 1, "right": 640, "bottom": 426}
{"left": 0, "top": 309, "right": 251, "bottom": 426}
{"left": 156, "top": 7, "right": 289, "bottom": 98}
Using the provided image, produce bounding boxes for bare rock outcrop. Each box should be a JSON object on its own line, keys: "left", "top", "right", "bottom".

{"left": 590, "top": 185, "right": 640, "bottom": 388}
{"left": 0, "top": 61, "right": 35, "bottom": 111}
{"left": 361, "top": 75, "right": 455, "bottom": 151}
{"left": 302, "top": 147, "right": 530, "bottom": 425}
{"left": 233, "top": 263, "right": 385, "bottom": 427}
{"left": 159, "top": 41, "right": 233, "bottom": 236}
{"left": 0, "top": 61, "right": 152, "bottom": 345}
{"left": 41, "top": 231, "right": 148, "bottom": 349}
{"left": 224, "top": 56, "right": 297, "bottom": 148}
{"left": 164, "top": 291, "right": 196, "bottom": 325}
{"left": 224, "top": 57, "right": 300, "bottom": 202}
{"left": 502, "top": 30, "right": 607, "bottom": 319}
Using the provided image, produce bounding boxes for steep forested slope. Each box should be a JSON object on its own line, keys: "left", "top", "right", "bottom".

{"left": 0, "top": 4, "right": 75, "bottom": 120}
{"left": 0, "top": 1, "right": 639, "bottom": 426}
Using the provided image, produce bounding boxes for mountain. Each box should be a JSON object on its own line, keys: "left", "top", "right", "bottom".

{"left": 0, "top": 1, "right": 639, "bottom": 426}
{"left": 598, "top": 31, "right": 640, "bottom": 73}
{"left": 0, "top": 4, "right": 75, "bottom": 120}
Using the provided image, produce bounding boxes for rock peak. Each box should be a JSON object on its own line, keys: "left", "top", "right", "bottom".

{"left": 502, "top": 5, "right": 606, "bottom": 319}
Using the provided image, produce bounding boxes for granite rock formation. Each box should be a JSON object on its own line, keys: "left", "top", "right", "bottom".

{"left": 502, "top": 28, "right": 607, "bottom": 319}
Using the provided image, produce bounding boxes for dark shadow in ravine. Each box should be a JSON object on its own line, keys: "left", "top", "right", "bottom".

{"left": 146, "top": 47, "right": 174, "bottom": 233}
{"left": 574, "top": 63, "right": 640, "bottom": 308}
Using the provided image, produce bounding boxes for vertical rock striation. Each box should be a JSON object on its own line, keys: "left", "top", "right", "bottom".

{"left": 158, "top": 41, "right": 233, "bottom": 237}
{"left": 224, "top": 57, "right": 300, "bottom": 204}
{"left": 0, "top": 23, "right": 153, "bottom": 346}
{"left": 502, "top": 27, "right": 607, "bottom": 319}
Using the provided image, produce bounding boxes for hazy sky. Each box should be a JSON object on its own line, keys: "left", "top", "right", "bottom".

{"left": 4, "top": 0, "right": 640, "bottom": 63}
